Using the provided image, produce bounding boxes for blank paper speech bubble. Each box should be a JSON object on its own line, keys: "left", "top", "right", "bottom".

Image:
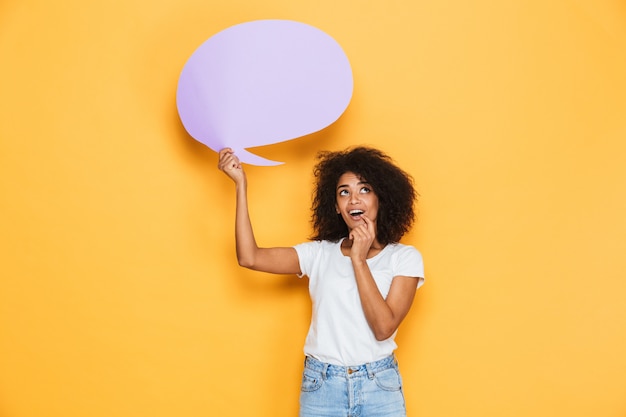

{"left": 176, "top": 20, "right": 353, "bottom": 166}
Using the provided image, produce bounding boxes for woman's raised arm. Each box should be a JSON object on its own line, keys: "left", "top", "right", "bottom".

{"left": 217, "top": 148, "right": 301, "bottom": 275}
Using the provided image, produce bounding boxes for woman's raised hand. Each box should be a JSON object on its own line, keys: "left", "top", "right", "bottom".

{"left": 348, "top": 214, "right": 377, "bottom": 262}
{"left": 218, "top": 148, "right": 246, "bottom": 185}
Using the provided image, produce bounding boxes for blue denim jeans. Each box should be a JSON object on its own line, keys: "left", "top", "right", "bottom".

{"left": 299, "top": 355, "right": 407, "bottom": 417}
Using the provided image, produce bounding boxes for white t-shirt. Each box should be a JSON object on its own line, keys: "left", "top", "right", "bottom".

{"left": 294, "top": 238, "right": 424, "bottom": 366}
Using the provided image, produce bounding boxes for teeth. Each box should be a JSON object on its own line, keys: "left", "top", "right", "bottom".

{"left": 349, "top": 210, "right": 364, "bottom": 215}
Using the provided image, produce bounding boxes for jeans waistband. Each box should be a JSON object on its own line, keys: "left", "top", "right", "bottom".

{"left": 304, "top": 354, "right": 397, "bottom": 379}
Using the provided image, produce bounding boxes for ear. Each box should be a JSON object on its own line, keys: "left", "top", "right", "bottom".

{"left": 335, "top": 204, "right": 340, "bottom": 214}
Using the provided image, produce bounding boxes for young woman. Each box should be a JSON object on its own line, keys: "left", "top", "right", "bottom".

{"left": 218, "top": 146, "right": 424, "bottom": 417}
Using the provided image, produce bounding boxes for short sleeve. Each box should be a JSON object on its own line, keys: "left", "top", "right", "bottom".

{"left": 293, "top": 241, "right": 322, "bottom": 278}
{"left": 393, "top": 245, "right": 425, "bottom": 289}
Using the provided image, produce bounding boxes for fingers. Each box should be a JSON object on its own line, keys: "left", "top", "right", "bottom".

{"left": 350, "top": 220, "right": 375, "bottom": 244}
{"left": 348, "top": 225, "right": 374, "bottom": 261}
{"left": 218, "top": 148, "right": 241, "bottom": 171}
{"left": 360, "top": 215, "right": 376, "bottom": 239}
{"left": 350, "top": 226, "right": 372, "bottom": 244}
{"left": 349, "top": 215, "right": 376, "bottom": 257}
{"left": 361, "top": 214, "right": 373, "bottom": 229}
{"left": 217, "top": 149, "right": 247, "bottom": 186}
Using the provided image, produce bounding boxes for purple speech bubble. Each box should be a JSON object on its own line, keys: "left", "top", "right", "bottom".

{"left": 176, "top": 20, "right": 353, "bottom": 165}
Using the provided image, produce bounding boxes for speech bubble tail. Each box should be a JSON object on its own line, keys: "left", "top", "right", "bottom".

{"left": 232, "top": 148, "right": 284, "bottom": 166}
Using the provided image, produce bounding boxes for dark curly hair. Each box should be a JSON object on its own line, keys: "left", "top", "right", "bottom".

{"left": 310, "top": 146, "right": 417, "bottom": 245}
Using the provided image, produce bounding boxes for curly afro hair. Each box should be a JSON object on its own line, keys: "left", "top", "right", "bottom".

{"left": 310, "top": 146, "right": 417, "bottom": 245}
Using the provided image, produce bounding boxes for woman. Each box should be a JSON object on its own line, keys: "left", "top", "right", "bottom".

{"left": 218, "top": 146, "right": 424, "bottom": 417}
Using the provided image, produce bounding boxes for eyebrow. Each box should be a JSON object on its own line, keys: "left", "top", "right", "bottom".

{"left": 336, "top": 181, "right": 370, "bottom": 190}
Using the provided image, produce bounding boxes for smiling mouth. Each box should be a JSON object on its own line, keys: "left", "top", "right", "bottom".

{"left": 349, "top": 210, "right": 364, "bottom": 218}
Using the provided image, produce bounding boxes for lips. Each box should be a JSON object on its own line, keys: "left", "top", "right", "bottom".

{"left": 349, "top": 209, "right": 364, "bottom": 219}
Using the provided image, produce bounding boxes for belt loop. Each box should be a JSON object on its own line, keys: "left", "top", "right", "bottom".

{"left": 322, "top": 363, "right": 329, "bottom": 380}
{"left": 365, "top": 362, "right": 374, "bottom": 379}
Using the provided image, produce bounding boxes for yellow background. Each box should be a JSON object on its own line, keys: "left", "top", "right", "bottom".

{"left": 1, "top": 0, "right": 625, "bottom": 416}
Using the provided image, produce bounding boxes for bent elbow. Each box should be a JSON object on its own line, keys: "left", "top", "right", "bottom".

{"left": 236, "top": 255, "right": 255, "bottom": 269}
{"left": 374, "top": 332, "right": 393, "bottom": 342}
{"left": 373, "top": 326, "right": 396, "bottom": 341}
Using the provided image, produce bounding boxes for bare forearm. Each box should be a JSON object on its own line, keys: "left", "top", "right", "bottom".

{"left": 232, "top": 181, "right": 301, "bottom": 274}
{"left": 234, "top": 180, "right": 261, "bottom": 268}
{"left": 218, "top": 148, "right": 299, "bottom": 274}
{"left": 352, "top": 261, "right": 398, "bottom": 340}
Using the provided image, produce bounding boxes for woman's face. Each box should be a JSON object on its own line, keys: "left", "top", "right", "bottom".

{"left": 335, "top": 171, "right": 379, "bottom": 231}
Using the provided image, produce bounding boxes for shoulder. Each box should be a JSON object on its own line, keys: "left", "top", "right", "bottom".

{"left": 385, "top": 243, "right": 424, "bottom": 280}
{"left": 294, "top": 239, "right": 340, "bottom": 256}
{"left": 294, "top": 239, "right": 341, "bottom": 250}
{"left": 386, "top": 242, "right": 423, "bottom": 260}
{"left": 293, "top": 240, "right": 343, "bottom": 278}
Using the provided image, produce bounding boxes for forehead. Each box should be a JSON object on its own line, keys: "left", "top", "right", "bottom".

{"left": 336, "top": 171, "right": 366, "bottom": 187}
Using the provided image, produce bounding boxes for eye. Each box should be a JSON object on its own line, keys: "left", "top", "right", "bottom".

{"left": 359, "top": 186, "right": 371, "bottom": 194}
{"left": 338, "top": 189, "right": 349, "bottom": 196}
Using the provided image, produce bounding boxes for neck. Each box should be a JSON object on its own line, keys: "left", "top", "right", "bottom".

{"left": 342, "top": 238, "right": 384, "bottom": 250}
